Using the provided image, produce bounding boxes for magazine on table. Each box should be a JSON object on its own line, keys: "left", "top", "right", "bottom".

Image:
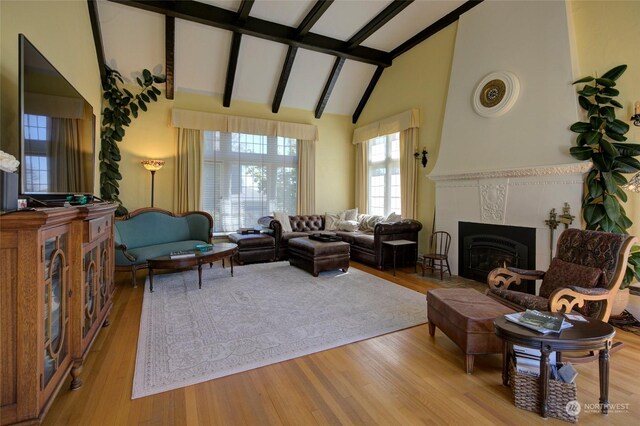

{"left": 170, "top": 250, "right": 196, "bottom": 259}
{"left": 505, "top": 310, "right": 573, "bottom": 334}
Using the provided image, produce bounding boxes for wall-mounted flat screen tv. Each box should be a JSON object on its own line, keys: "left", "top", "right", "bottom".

{"left": 19, "top": 34, "right": 95, "bottom": 197}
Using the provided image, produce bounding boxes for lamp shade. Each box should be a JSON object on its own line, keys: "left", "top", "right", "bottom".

{"left": 141, "top": 159, "right": 165, "bottom": 171}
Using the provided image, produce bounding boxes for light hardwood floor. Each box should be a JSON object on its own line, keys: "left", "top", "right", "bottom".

{"left": 43, "top": 262, "right": 640, "bottom": 425}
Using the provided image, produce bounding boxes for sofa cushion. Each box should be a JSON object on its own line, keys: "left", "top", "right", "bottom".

{"left": 342, "top": 208, "right": 358, "bottom": 221}
{"left": 123, "top": 240, "right": 207, "bottom": 264}
{"left": 335, "top": 220, "right": 359, "bottom": 232}
{"left": 488, "top": 288, "right": 549, "bottom": 311}
{"left": 325, "top": 212, "right": 340, "bottom": 231}
{"left": 385, "top": 212, "right": 402, "bottom": 222}
{"left": 358, "top": 214, "right": 384, "bottom": 232}
{"left": 281, "top": 231, "right": 312, "bottom": 242}
{"left": 539, "top": 258, "right": 605, "bottom": 298}
{"left": 274, "top": 211, "right": 293, "bottom": 232}
{"left": 352, "top": 233, "right": 375, "bottom": 250}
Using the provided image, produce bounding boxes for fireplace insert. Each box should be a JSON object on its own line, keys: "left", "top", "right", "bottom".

{"left": 459, "top": 222, "right": 536, "bottom": 294}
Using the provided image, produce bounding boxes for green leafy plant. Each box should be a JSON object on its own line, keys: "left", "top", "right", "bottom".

{"left": 100, "top": 65, "right": 165, "bottom": 216}
{"left": 570, "top": 64, "right": 640, "bottom": 287}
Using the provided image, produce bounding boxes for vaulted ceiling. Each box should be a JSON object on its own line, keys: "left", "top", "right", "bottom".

{"left": 93, "top": 0, "right": 481, "bottom": 123}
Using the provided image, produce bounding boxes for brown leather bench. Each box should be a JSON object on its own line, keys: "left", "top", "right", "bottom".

{"left": 228, "top": 233, "right": 275, "bottom": 265}
{"left": 427, "top": 288, "right": 515, "bottom": 373}
{"left": 288, "top": 237, "right": 350, "bottom": 276}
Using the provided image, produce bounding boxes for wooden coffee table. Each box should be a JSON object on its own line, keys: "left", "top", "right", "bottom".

{"left": 147, "top": 242, "right": 238, "bottom": 292}
{"left": 494, "top": 315, "right": 615, "bottom": 417}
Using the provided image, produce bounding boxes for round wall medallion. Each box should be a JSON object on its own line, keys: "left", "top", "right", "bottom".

{"left": 473, "top": 71, "right": 520, "bottom": 118}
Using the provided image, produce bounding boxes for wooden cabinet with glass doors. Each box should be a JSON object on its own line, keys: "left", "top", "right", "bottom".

{"left": 0, "top": 203, "right": 117, "bottom": 425}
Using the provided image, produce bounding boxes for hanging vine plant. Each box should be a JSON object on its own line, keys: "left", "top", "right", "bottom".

{"left": 100, "top": 65, "right": 165, "bottom": 216}
{"left": 569, "top": 64, "right": 640, "bottom": 286}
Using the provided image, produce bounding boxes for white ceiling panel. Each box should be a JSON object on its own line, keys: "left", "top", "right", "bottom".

{"left": 324, "top": 60, "right": 377, "bottom": 115}
{"left": 98, "top": 0, "right": 475, "bottom": 117}
{"left": 362, "top": 0, "right": 467, "bottom": 51}
{"left": 198, "top": 0, "right": 242, "bottom": 12}
{"left": 281, "top": 49, "right": 335, "bottom": 111}
{"left": 98, "top": 1, "right": 165, "bottom": 81}
{"left": 251, "top": 0, "right": 316, "bottom": 27}
{"left": 175, "top": 21, "right": 232, "bottom": 96}
{"left": 312, "top": 0, "right": 391, "bottom": 42}
{"left": 233, "top": 36, "right": 289, "bottom": 104}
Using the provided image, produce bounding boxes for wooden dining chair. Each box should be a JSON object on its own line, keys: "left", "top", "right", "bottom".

{"left": 419, "top": 231, "right": 452, "bottom": 280}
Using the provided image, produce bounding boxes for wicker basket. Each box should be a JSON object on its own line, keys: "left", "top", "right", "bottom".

{"left": 510, "top": 364, "right": 578, "bottom": 423}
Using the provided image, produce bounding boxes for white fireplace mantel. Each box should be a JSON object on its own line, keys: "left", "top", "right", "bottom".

{"left": 430, "top": 162, "right": 586, "bottom": 276}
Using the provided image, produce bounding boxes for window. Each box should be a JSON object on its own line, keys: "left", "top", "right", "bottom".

{"left": 367, "top": 132, "right": 400, "bottom": 216}
{"left": 23, "top": 114, "right": 49, "bottom": 192}
{"left": 202, "top": 131, "right": 298, "bottom": 233}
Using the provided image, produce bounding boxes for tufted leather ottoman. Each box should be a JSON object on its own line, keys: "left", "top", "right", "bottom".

{"left": 288, "top": 237, "right": 350, "bottom": 276}
{"left": 228, "top": 233, "right": 275, "bottom": 265}
{"left": 427, "top": 288, "right": 515, "bottom": 373}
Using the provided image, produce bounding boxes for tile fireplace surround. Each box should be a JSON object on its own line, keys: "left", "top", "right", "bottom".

{"left": 430, "top": 162, "right": 591, "bottom": 283}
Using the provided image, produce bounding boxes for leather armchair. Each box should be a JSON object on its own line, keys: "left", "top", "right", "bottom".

{"left": 487, "top": 228, "right": 637, "bottom": 323}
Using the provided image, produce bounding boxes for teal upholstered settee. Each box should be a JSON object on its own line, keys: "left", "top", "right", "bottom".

{"left": 114, "top": 208, "right": 213, "bottom": 286}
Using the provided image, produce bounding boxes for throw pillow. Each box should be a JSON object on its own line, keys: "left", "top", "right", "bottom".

{"left": 342, "top": 208, "right": 358, "bottom": 221}
{"left": 273, "top": 211, "right": 292, "bottom": 233}
{"left": 358, "top": 214, "right": 384, "bottom": 232}
{"left": 539, "top": 258, "right": 605, "bottom": 299}
{"left": 385, "top": 212, "right": 402, "bottom": 222}
{"left": 336, "top": 220, "right": 359, "bottom": 232}
{"left": 325, "top": 212, "right": 340, "bottom": 231}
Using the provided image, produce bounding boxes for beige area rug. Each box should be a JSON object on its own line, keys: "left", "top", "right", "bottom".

{"left": 132, "top": 262, "right": 426, "bottom": 399}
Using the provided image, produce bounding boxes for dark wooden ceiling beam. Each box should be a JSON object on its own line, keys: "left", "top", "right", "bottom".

{"left": 237, "top": 0, "right": 254, "bottom": 23}
{"left": 391, "top": 0, "right": 483, "bottom": 59}
{"left": 352, "top": 66, "right": 384, "bottom": 124}
{"left": 272, "top": 46, "right": 298, "bottom": 113}
{"left": 108, "top": 0, "right": 391, "bottom": 67}
{"left": 297, "top": 0, "right": 334, "bottom": 38}
{"left": 346, "top": 0, "right": 413, "bottom": 50}
{"left": 315, "top": 0, "right": 410, "bottom": 119}
{"left": 315, "top": 57, "right": 344, "bottom": 119}
{"left": 165, "top": 16, "right": 175, "bottom": 99}
{"left": 223, "top": 32, "right": 243, "bottom": 108}
{"left": 87, "top": 0, "right": 106, "bottom": 83}
{"left": 272, "top": 0, "right": 334, "bottom": 113}
{"left": 351, "top": 1, "right": 483, "bottom": 123}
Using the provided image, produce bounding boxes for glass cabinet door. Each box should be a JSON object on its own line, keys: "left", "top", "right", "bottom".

{"left": 83, "top": 247, "right": 98, "bottom": 338}
{"left": 98, "top": 238, "right": 111, "bottom": 310}
{"left": 43, "top": 231, "right": 70, "bottom": 388}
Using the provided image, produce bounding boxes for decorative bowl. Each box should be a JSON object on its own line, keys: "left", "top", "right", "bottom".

{"left": 195, "top": 244, "right": 214, "bottom": 252}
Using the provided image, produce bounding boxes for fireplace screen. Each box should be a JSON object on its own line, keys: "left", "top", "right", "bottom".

{"left": 459, "top": 222, "right": 536, "bottom": 293}
{"left": 465, "top": 235, "right": 524, "bottom": 280}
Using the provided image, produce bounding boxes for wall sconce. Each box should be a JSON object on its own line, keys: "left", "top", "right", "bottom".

{"left": 141, "top": 159, "right": 165, "bottom": 207}
{"left": 632, "top": 101, "right": 640, "bottom": 127}
{"left": 414, "top": 147, "right": 428, "bottom": 168}
{"left": 622, "top": 172, "right": 640, "bottom": 193}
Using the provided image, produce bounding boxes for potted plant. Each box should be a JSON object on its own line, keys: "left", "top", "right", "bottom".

{"left": 569, "top": 64, "right": 640, "bottom": 315}
{"left": 100, "top": 65, "right": 165, "bottom": 216}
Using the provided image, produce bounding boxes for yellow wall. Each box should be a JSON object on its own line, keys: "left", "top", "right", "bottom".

{"left": 571, "top": 0, "right": 640, "bottom": 237}
{"left": 117, "top": 91, "right": 355, "bottom": 214}
{"left": 0, "top": 0, "right": 101, "bottom": 183}
{"left": 356, "top": 23, "right": 458, "bottom": 247}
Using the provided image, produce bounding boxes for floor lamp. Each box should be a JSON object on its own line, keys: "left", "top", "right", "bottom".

{"left": 141, "top": 160, "right": 165, "bottom": 207}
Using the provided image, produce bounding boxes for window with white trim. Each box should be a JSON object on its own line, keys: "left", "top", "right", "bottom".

{"left": 367, "top": 132, "right": 400, "bottom": 216}
{"left": 23, "top": 114, "right": 49, "bottom": 192}
{"left": 202, "top": 131, "right": 298, "bottom": 233}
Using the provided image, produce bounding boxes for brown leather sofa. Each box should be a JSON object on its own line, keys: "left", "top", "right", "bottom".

{"left": 258, "top": 214, "right": 422, "bottom": 269}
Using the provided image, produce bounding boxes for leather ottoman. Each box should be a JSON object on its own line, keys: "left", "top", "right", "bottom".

{"left": 288, "top": 237, "right": 350, "bottom": 276}
{"left": 427, "top": 288, "right": 515, "bottom": 373}
{"left": 228, "top": 233, "right": 275, "bottom": 265}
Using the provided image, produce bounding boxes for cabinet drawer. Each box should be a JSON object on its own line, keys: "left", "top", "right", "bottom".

{"left": 85, "top": 216, "right": 111, "bottom": 242}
